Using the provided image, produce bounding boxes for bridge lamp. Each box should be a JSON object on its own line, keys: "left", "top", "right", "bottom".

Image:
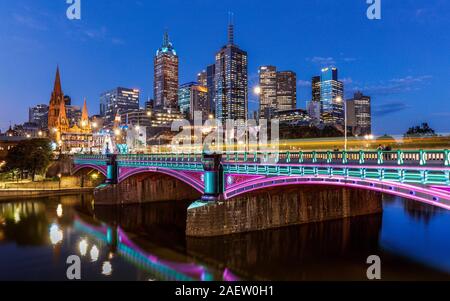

{"left": 90, "top": 245, "right": 99, "bottom": 262}
{"left": 79, "top": 239, "right": 88, "bottom": 256}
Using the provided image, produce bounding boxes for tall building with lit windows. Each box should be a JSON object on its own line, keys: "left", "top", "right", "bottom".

{"left": 319, "top": 67, "right": 344, "bottom": 125}
{"left": 258, "top": 66, "right": 296, "bottom": 118}
{"left": 206, "top": 64, "right": 216, "bottom": 115}
{"left": 346, "top": 91, "right": 371, "bottom": 135}
{"left": 197, "top": 70, "right": 207, "bottom": 87}
{"left": 100, "top": 87, "right": 140, "bottom": 127}
{"left": 276, "top": 71, "right": 296, "bottom": 111}
{"left": 258, "top": 66, "right": 277, "bottom": 118}
{"left": 214, "top": 20, "right": 248, "bottom": 123}
{"left": 178, "top": 82, "right": 209, "bottom": 120}
{"left": 154, "top": 31, "right": 179, "bottom": 110}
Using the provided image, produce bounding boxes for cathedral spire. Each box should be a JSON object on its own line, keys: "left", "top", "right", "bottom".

{"left": 53, "top": 65, "right": 62, "bottom": 95}
{"left": 82, "top": 97, "right": 89, "bottom": 120}
{"left": 80, "top": 98, "right": 91, "bottom": 131}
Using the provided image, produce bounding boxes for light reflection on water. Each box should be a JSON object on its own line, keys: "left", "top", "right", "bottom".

{"left": 0, "top": 194, "right": 449, "bottom": 281}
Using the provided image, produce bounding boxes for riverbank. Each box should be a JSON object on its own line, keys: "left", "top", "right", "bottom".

{"left": 0, "top": 187, "right": 94, "bottom": 201}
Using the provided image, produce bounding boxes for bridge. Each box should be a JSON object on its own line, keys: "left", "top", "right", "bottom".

{"left": 73, "top": 149, "right": 450, "bottom": 236}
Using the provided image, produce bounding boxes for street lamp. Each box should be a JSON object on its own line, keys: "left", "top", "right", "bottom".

{"left": 336, "top": 96, "right": 347, "bottom": 151}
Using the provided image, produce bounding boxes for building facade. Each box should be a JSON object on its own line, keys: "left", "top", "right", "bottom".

{"left": 178, "top": 82, "right": 209, "bottom": 120}
{"left": 154, "top": 32, "right": 179, "bottom": 110}
{"left": 197, "top": 70, "right": 207, "bottom": 87}
{"left": 29, "top": 104, "right": 49, "bottom": 130}
{"left": 273, "top": 108, "right": 311, "bottom": 126}
{"left": 100, "top": 87, "right": 140, "bottom": 127}
{"left": 214, "top": 22, "right": 248, "bottom": 123}
{"left": 206, "top": 64, "right": 216, "bottom": 116}
{"left": 258, "top": 66, "right": 277, "bottom": 119}
{"left": 276, "top": 71, "right": 296, "bottom": 111}
{"left": 319, "top": 67, "right": 344, "bottom": 125}
{"left": 346, "top": 91, "right": 371, "bottom": 135}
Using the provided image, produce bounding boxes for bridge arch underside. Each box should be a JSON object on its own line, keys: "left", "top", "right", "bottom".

{"left": 94, "top": 169, "right": 203, "bottom": 205}
{"left": 224, "top": 176, "right": 450, "bottom": 210}
{"left": 71, "top": 165, "right": 106, "bottom": 186}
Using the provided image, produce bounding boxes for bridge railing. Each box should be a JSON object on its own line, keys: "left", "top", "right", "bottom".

{"left": 74, "top": 149, "right": 450, "bottom": 167}
{"left": 222, "top": 149, "right": 450, "bottom": 167}
{"left": 115, "top": 153, "right": 203, "bottom": 163}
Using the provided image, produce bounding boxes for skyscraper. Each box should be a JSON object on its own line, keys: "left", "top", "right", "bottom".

{"left": 29, "top": 104, "right": 49, "bottom": 130}
{"left": 311, "top": 76, "right": 321, "bottom": 103}
{"left": 206, "top": 64, "right": 216, "bottom": 115}
{"left": 276, "top": 71, "right": 297, "bottom": 111}
{"left": 214, "top": 19, "right": 248, "bottom": 123}
{"left": 178, "top": 82, "right": 209, "bottom": 120}
{"left": 258, "top": 66, "right": 277, "bottom": 119}
{"left": 346, "top": 91, "right": 371, "bottom": 135}
{"left": 100, "top": 87, "right": 140, "bottom": 126}
{"left": 154, "top": 31, "right": 179, "bottom": 110}
{"left": 197, "top": 70, "right": 207, "bottom": 87}
{"left": 258, "top": 66, "right": 296, "bottom": 118}
{"left": 319, "top": 67, "right": 344, "bottom": 125}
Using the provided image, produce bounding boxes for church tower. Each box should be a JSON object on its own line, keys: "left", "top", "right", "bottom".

{"left": 80, "top": 98, "right": 91, "bottom": 133}
{"left": 55, "top": 99, "right": 69, "bottom": 142}
{"left": 48, "top": 66, "right": 65, "bottom": 136}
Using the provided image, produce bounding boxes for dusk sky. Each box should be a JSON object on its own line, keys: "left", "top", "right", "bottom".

{"left": 0, "top": 0, "right": 449, "bottom": 135}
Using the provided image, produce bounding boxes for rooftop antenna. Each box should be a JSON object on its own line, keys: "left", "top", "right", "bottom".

{"left": 163, "top": 28, "right": 169, "bottom": 47}
{"left": 228, "top": 11, "right": 234, "bottom": 45}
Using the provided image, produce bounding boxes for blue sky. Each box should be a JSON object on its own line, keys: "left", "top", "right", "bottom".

{"left": 0, "top": 0, "right": 449, "bottom": 135}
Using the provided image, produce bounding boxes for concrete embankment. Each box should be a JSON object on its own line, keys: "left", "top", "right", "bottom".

{"left": 0, "top": 175, "right": 98, "bottom": 201}
{"left": 0, "top": 187, "right": 94, "bottom": 201}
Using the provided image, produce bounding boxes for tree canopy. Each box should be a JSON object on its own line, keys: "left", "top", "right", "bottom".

{"left": 404, "top": 123, "right": 436, "bottom": 138}
{"left": 5, "top": 138, "right": 53, "bottom": 180}
{"left": 279, "top": 124, "right": 348, "bottom": 139}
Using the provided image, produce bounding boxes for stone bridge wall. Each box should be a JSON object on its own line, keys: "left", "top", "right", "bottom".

{"left": 187, "top": 185, "right": 382, "bottom": 237}
{"left": 94, "top": 173, "right": 202, "bottom": 205}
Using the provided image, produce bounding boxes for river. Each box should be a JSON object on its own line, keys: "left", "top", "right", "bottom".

{"left": 0, "top": 194, "right": 449, "bottom": 281}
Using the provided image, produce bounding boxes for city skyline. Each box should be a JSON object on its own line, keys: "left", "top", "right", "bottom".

{"left": 0, "top": 0, "right": 449, "bottom": 135}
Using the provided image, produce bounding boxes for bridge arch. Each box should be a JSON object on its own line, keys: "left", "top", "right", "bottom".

{"left": 72, "top": 164, "right": 107, "bottom": 177}
{"left": 224, "top": 175, "right": 450, "bottom": 210}
{"left": 118, "top": 167, "right": 204, "bottom": 194}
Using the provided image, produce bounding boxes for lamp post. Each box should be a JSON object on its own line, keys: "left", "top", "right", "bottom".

{"left": 336, "top": 96, "right": 347, "bottom": 151}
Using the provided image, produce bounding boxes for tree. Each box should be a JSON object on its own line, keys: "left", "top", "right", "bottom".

{"left": 404, "top": 123, "right": 436, "bottom": 138}
{"left": 5, "top": 138, "right": 53, "bottom": 181}
{"left": 279, "top": 124, "right": 350, "bottom": 139}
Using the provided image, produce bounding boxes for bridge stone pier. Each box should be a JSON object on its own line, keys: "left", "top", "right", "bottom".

{"left": 73, "top": 149, "right": 450, "bottom": 237}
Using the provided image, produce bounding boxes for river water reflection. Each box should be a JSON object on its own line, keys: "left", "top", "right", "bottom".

{"left": 0, "top": 194, "right": 449, "bottom": 281}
